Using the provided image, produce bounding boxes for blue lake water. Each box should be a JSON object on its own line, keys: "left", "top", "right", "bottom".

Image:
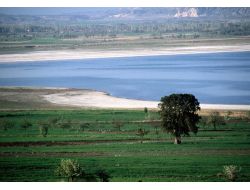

{"left": 0, "top": 51, "right": 250, "bottom": 104}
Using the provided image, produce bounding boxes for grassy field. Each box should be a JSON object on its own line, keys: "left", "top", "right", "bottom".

{"left": 0, "top": 109, "right": 249, "bottom": 182}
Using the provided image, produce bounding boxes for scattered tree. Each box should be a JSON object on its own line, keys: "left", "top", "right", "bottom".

{"left": 225, "top": 111, "right": 233, "bottom": 120}
{"left": 38, "top": 121, "right": 49, "bottom": 137}
{"left": 20, "top": 119, "right": 32, "bottom": 131}
{"left": 58, "top": 119, "right": 71, "bottom": 129}
{"left": 207, "top": 112, "right": 226, "bottom": 130}
{"left": 113, "top": 120, "right": 124, "bottom": 132}
{"left": 144, "top": 107, "right": 149, "bottom": 119}
{"left": 136, "top": 128, "right": 149, "bottom": 143}
{"left": 0, "top": 119, "right": 15, "bottom": 131}
{"left": 247, "top": 111, "right": 250, "bottom": 120}
{"left": 55, "top": 159, "right": 83, "bottom": 182}
{"left": 198, "top": 116, "right": 208, "bottom": 129}
{"left": 49, "top": 117, "right": 60, "bottom": 126}
{"left": 159, "top": 94, "right": 200, "bottom": 144}
{"left": 78, "top": 122, "right": 90, "bottom": 132}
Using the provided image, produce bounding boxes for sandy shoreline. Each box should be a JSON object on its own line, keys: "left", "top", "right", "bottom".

{"left": 0, "top": 45, "right": 250, "bottom": 63}
{"left": 0, "top": 86, "right": 249, "bottom": 110}
{"left": 42, "top": 88, "right": 250, "bottom": 110}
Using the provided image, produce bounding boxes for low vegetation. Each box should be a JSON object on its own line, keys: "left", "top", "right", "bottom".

{"left": 55, "top": 159, "right": 82, "bottom": 182}
{"left": 223, "top": 165, "right": 241, "bottom": 181}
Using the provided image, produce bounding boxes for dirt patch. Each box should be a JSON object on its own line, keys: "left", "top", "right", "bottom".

{"left": 1, "top": 148, "right": 249, "bottom": 158}
{"left": 0, "top": 139, "right": 149, "bottom": 147}
{"left": 0, "top": 151, "right": 107, "bottom": 158}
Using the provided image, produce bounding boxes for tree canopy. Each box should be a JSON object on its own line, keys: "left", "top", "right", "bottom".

{"left": 159, "top": 94, "right": 200, "bottom": 144}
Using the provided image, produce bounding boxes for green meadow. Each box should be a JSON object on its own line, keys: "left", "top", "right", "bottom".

{"left": 0, "top": 110, "right": 249, "bottom": 182}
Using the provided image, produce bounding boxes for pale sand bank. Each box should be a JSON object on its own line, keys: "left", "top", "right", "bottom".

{"left": 1, "top": 45, "right": 250, "bottom": 63}
{"left": 42, "top": 90, "right": 250, "bottom": 110}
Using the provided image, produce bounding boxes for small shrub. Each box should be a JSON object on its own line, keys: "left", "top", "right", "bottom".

{"left": 113, "top": 120, "right": 124, "bottom": 131}
{"left": 136, "top": 128, "right": 149, "bottom": 143}
{"left": 55, "top": 159, "right": 82, "bottom": 182}
{"left": 223, "top": 165, "right": 241, "bottom": 181}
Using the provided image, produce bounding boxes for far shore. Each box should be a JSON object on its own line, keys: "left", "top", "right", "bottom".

{"left": 0, "top": 45, "right": 250, "bottom": 63}
{"left": 42, "top": 88, "right": 250, "bottom": 110}
{"left": 0, "top": 86, "right": 250, "bottom": 111}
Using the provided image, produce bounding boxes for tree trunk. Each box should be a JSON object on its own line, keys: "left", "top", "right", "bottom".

{"left": 213, "top": 123, "right": 216, "bottom": 130}
{"left": 174, "top": 136, "right": 181, "bottom": 144}
{"left": 68, "top": 176, "right": 74, "bottom": 182}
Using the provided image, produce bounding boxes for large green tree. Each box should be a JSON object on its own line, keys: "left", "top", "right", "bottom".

{"left": 159, "top": 94, "right": 200, "bottom": 144}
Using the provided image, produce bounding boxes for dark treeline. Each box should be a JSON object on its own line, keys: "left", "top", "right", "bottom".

{"left": 1, "top": 18, "right": 250, "bottom": 41}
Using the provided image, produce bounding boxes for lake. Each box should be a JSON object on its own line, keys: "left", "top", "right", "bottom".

{"left": 0, "top": 51, "right": 250, "bottom": 105}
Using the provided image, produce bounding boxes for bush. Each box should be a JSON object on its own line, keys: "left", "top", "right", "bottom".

{"left": 95, "top": 169, "right": 111, "bottom": 182}
{"left": 223, "top": 165, "right": 241, "bottom": 181}
{"left": 55, "top": 159, "right": 82, "bottom": 182}
{"left": 55, "top": 159, "right": 110, "bottom": 182}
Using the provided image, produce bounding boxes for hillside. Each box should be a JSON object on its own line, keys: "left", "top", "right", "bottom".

{"left": 0, "top": 8, "right": 249, "bottom": 23}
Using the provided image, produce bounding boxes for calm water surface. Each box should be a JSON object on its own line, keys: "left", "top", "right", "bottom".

{"left": 0, "top": 51, "right": 250, "bottom": 104}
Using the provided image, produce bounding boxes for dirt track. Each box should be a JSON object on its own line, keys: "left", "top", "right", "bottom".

{"left": 0, "top": 152, "right": 107, "bottom": 157}
{"left": 0, "top": 139, "right": 156, "bottom": 147}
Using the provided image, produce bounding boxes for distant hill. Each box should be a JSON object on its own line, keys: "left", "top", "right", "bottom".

{"left": 0, "top": 7, "right": 249, "bottom": 21}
